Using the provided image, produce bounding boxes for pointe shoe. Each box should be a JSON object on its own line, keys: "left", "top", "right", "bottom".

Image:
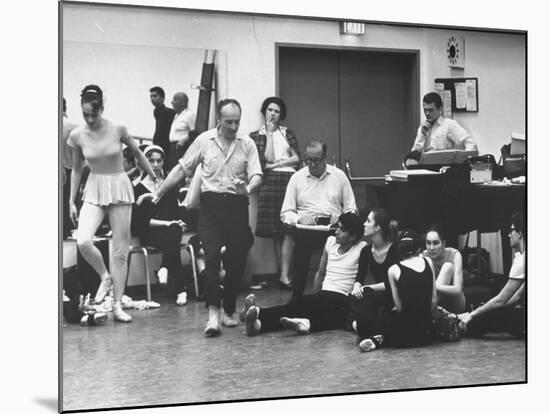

{"left": 80, "top": 312, "right": 108, "bottom": 326}
{"left": 94, "top": 276, "right": 113, "bottom": 304}
{"left": 176, "top": 292, "right": 187, "bottom": 306}
{"left": 239, "top": 293, "right": 256, "bottom": 322}
{"left": 221, "top": 311, "right": 238, "bottom": 327}
{"left": 245, "top": 306, "right": 261, "bottom": 336}
{"left": 113, "top": 306, "right": 132, "bottom": 323}
{"left": 204, "top": 307, "right": 221, "bottom": 337}
{"left": 157, "top": 267, "right": 168, "bottom": 285}
{"left": 359, "top": 335, "right": 384, "bottom": 352}
{"left": 279, "top": 317, "right": 310, "bottom": 335}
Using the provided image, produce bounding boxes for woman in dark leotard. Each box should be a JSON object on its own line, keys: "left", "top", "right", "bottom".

{"left": 350, "top": 208, "right": 399, "bottom": 335}
{"left": 357, "top": 229, "right": 437, "bottom": 352}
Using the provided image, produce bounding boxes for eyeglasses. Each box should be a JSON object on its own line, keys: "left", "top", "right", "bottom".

{"left": 305, "top": 157, "right": 324, "bottom": 166}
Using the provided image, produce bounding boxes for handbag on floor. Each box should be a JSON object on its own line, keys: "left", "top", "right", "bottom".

{"left": 460, "top": 232, "right": 490, "bottom": 286}
{"left": 432, "top": 306, "right": 461, "bottom": 342}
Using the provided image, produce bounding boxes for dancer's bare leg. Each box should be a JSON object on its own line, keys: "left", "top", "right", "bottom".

{"left": 108, "top": 203, "right": 132, "bottom": 322}
{"left": 76, "top": 203, "right": 110, "bottom": 302}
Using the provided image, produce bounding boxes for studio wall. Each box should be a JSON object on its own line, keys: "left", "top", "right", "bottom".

{"left": 63, "top": 3, "right": 525, "bottom": 276}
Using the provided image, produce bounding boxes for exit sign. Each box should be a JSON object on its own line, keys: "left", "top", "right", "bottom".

{"left": 340, "top": 22, "right": 366, "bottom": 35}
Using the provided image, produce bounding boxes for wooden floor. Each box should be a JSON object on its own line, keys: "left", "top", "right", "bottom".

{"left": 61, "top": 285, "right": 526, "bottom": 412}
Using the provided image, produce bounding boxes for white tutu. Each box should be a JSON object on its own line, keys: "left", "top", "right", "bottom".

{"left": 82, "top": 171, "right": 134, "bottom": 206}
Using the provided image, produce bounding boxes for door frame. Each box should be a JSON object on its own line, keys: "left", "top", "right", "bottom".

{"left": 275, "top": 43, "right": 421, "bottom": 161}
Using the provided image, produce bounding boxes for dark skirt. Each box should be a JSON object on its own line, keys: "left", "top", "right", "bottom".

{"left": 255, "top": 170, "right": 294, "bottom": 238}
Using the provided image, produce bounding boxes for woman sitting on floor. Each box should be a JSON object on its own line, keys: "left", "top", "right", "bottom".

{"left": 132, "top": 145, "right": 191, "bottom": 306}
{"left": 423, "top": 225, "right": 466, "bottom": 313}
{"left": 458, "top": 212, "right": 525, "bottom": 338}
{"left": 242, "top": 212, "right": 366, "bottom": 336}
{"left": 356, "top": 229, "right": 437, "bottom": 352}
{"left": 350, "top": 208, "right": 399, "bottom": 333}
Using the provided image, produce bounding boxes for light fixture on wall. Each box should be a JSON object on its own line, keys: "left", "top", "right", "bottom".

{"left": 340, "top": 21, "right": 366, "bottom": 36}
{"left": 446, "top": 35, "right": 465, "bottom": 68}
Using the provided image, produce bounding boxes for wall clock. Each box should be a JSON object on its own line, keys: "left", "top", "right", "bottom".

{"left": 446, "top": 36, "right": 465, "bottom": 68}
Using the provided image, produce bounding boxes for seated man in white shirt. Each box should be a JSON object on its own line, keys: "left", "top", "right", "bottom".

{"left": 458, "top": 212, "right": 525, "bottom": 338}
{"left": 280, "top": 140, "right": 357, "bottom": 302}
{"left": 411, "top": 92, "right": 477, "bottom": 153}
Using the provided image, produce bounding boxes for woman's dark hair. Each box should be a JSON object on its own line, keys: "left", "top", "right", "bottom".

{"left": 425, "top": 224, "right": 446, "bottom": 243}
{"left": 396, "top": 229, "right": 423, "bottom": 261}
{"left": 144, "top": 148, "right": 165, "bottom": 159}
{"left": 338, "top": 212, "right": 365, "bottom": 244}
{"left": 371, "top": 208, "right": 399, "bottom": 242}
{"left": 80, "top": 84, "right": 104, "bottom": 111}
{"left": 260, "top": 96, "right": 287, "bottom": 121}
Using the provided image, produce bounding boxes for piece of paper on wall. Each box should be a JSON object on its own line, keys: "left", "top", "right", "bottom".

{"left": 434, "top": 83, "right": 452, "bottom": 117}
{"left": 465, "top": 79, "right": 477, "bottom": 111}
{"left": 455, "top": 82, "right": 466, "bottom": 109}
{"left": 442, "top": 90, "right": 452, "bottom": 117}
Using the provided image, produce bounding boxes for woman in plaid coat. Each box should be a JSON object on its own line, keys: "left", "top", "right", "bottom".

{"left": 250, "top": 97, "right": 301, "bottom": 289}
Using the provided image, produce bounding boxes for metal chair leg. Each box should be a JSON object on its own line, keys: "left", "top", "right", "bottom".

{"left": 142, "top": 248, "right": 152, "bottom": 303}
{"left": 127, "top": 246, "right": 151, "bottom": 302}
{"left": 186, "top": 244, "right": 199, "bottom": 298}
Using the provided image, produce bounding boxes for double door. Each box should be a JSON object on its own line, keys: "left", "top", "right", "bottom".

{"left": 278, "top": 46, "right": 419, "bottom": 179}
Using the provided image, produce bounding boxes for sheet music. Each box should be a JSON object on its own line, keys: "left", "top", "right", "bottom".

{"left": 466, "top": 79, "right": 477, "bottom": 111}
{"left": 455, "top": 82, "right": 466, "bottom": 109}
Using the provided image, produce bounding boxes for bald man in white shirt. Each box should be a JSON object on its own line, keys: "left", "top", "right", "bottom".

{"left": 168, "top": 92, "right": 196, "bottom": 168}
{"left": 281, "top": 140, "right": 357, "bottom": 302}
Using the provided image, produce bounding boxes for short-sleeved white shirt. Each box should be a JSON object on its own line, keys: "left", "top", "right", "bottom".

{"left": 179, "top": 128, "right": 263, "bottom": 195}
{"left": 509, "top": 251, "right": 525, "bottom": 281}
{"left": 322, "top": 236, "right": 367, "bottom": 296}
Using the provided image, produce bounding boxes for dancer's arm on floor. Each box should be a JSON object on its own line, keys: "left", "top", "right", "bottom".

{"left": 312, "top": 249, "right": 328, "bottom": 293}
{"left": 426, "top": 257, "right": 438, "bottom": 312}
{"left": 459, "top": 278, "right": 523, "bottom": 325}
{"left": 387, "top": 264, "right": 402, "bottom": 312}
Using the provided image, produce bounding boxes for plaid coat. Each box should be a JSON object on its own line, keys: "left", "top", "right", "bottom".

{"left": 249, "top": 126, "right": 301, "bottom": 170}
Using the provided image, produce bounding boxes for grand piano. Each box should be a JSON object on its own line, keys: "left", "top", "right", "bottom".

{"left": 357, "top": 165, "right": 525, "bottom": 275}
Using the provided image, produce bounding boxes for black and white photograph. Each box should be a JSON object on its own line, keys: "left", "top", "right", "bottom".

{"left": 5, "top": 0, "right": 546, "bottom": 413}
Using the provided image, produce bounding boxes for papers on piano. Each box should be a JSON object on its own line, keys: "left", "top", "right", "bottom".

{"left": 419, "top": 150, "right": 478, "bottom": 165}
{"left": 295, "top": 223, "right": 332, "bottom": 231}
{"left": 386, "top": 169, "right": 441, "bottom": 182}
